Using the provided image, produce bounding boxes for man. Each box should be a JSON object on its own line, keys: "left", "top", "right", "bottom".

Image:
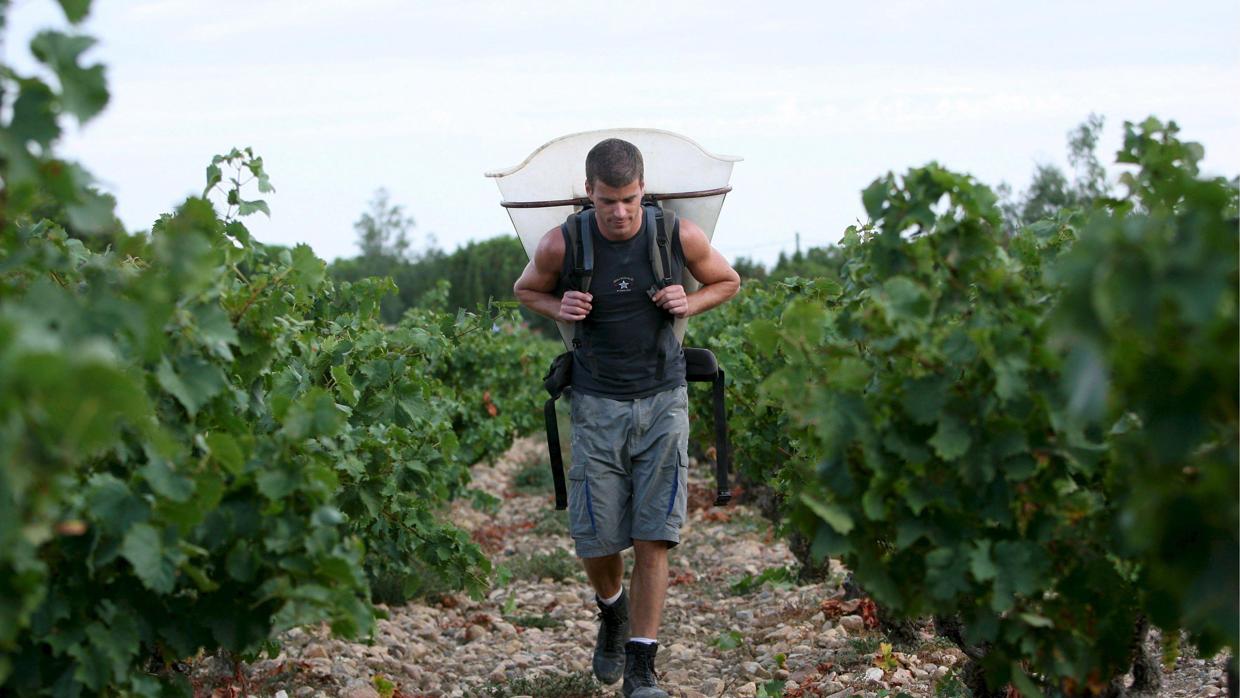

{"left": 513, "top": 138, "right": 740, "bottom": 697}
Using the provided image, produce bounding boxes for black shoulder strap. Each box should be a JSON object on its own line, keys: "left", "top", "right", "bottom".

{"left": 577, "top": 210, "right": 594, "bottom": 291}
{"left": 647, "top": 203, "right": 678, "bottom": 290}
{"left": 682, "top": 347, "right": 732, "bottom": 506}
{"left": 546, "top": 397, "right": 567, "bottom": 510}
{"left": 564, "top": 209, "right": 594, "bottom": 350}
{"left": 564, "top": 210, "right": 594, "bottom": 292}
{"left": 711, "top": 365, "right": 732, "bottom": 506}
{"left": 646, "top": 203, "right": 682, "bottom": 380}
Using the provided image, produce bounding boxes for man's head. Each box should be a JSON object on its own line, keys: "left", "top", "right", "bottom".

{"left": 586, "top": 138, "right": 644, "bottom": 188}
{"left": 585, "top": 138, "right": 645, "bottom": 239}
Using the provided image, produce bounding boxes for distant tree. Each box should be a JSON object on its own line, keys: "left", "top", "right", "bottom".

{"left": 1068, "top": 113, "right": 1109, "bottom": 201}
{"left": 770, "top": 245, "right": 845, "bottom": 281}
{"left": 329, "top": 224, "right": 556, "bottom": 333}
{"left": 732, "top": 256, "right": 767, "bottom": 280}
{"left": 1020, "top": 162, "right": 1078, "bottom": 224}
{"left": 354, "top": 188, "right": 416, "bottom": 266}
{"left": 999, "top": 114, "right": 1111, "bottom": 231}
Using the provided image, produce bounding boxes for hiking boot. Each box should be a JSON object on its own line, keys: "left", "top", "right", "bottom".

{"left": 592, "top": 589, "right": 629, "bottom": 684}
{"left": 622, "top": 640, "right": 669, "bottom": 698}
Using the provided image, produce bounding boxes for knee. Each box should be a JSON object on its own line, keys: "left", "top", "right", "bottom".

{"left": 632, "top": 540, "right": 670, "bottom": 567}
{"left": 582, "top": 552, "right": 622, "bottom": 568}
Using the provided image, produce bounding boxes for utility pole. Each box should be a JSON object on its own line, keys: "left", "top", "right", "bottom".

{"left": 795, "top": 232, "right": 801, "bottom": 256}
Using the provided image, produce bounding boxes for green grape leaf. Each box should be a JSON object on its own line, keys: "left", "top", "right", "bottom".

{"left": 226, "top": 542, "right": 258, "bottom": 582}
{"left": 224, "top": 220, "right": 251, "bottom": 244}
{"left": 969, "top": 540, "right": 998, "bottom": 582}
{"left": 991, "top": 356, "right": 1028, "bottom": 402}
{"left": 205, "top": 432, "right": 245, "bottom": 475}
{"left": 85, "top": 474, "right": 149, "bottom": 537}
{"left": 331, "top": 365, "right": 359, "bottom": 406}
{"left": 157, "top": 356, "right": 226, "bottom": 418}
{"left": 828, "top": 357, "right": 870, "bottom": 392}
{"left": 280, "top": 388, "right": 347, "bottom": 440}
{"left": 65, "top": 186, "right": 117, "bottom": 234}
{"left": 902, "top": 375, "right": 947, "bottom": 425}
{"left": 877, "top": 276, "right": 930, "bottom": 323}
{"left": 862, "top": 177, "right": 889, "bottom": 220}
{"left": 56, "top": 0, "right": 92, "bottom": 22}
{"left": 191, "top": 304, "right": 239, "bottom": 360}
{"left": 290, "top": 244, "right": 326, "bottom": 293}
{"left": 237, "top": 198, "right": 270, "bottom": 217}
{"left": 120, "top": 524, "right": 178, "bottom": 593}
{"left": 10, "top": 79, "right": 61, "bottom": 147}
{"left": 140, "top": 458, "right": 194, "bottom": 502}
{"left": 929, "top": 415, "right": 971, "bottom": 460}
{"left": 861, "top": 486, "right": 887, "bottom": 520}
{"left": 799, "top": 493, "right": 854, "bottom": 535}
{"left": 925, "top": 546, "right": 970, "bottom": 600}
{"left": 29, "top": 31, "right": 109, "bottom": 123}
{"left": 204, "top": 162, "right": 222, "bottom": 196}
{"left": 747, "top": 319, "right": 781, "bottom": 356}
{"left": 991, "top": 541, "right": 1046, "bottom": 612}
{"left": 256, "top": 469, "right": 297, "bottom": 500}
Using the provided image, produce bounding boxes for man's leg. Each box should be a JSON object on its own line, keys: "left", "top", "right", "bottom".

{"left": 628, "top": 540, "right": 669, "bottom": 638}
{"left": 568, "top": 392, "right": 635, "bottom": 686}
{"left": 581, "top": 551, "right": 629, "bottom": 685}
{"left": 624, "top": 539, "right": 673, "bottom": 698}
{"left": 582, "top": 553, "right": 623, "bottom": 600}
{"left": 621, "top": 387, "right": 686, "bottom": 698}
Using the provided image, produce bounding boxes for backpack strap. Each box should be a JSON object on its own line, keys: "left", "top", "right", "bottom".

{"left": 563, "top": 209, "right": 598, "bottom": 377}
{"left": 683, "top": 347, "right": 732, "bottom": 506}
{"left": 564, "top": 210, "right": 595, "bottom": 323}
{"left": 575, "top": 210, "right": 594, "bottom": 292}
{"left": 645, "top": 203, "right": 680, "bottom": 380}
{"left": 541, "top": 352, "right": 573, "bottom": 510}
{"left": 710, "top": 365, "right": 732, "bottom": 505}
{"left": 647, "top": 204, "right": 678, "bottom": 290}
{"left": 545, "top": 396, "right": 568, "bottom": 509}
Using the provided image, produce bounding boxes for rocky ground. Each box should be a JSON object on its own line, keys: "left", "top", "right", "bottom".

{"left": 191, "top": 437, "right": 1232, "bottom": 698}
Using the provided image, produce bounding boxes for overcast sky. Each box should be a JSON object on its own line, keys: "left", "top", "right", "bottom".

{"left": 6, "top": 0, "right": 1239, "bottom": 266}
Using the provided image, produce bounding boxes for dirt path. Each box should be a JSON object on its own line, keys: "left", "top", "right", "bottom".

{"left": 193, "top": 437, "right": 1229, "bottom": 698}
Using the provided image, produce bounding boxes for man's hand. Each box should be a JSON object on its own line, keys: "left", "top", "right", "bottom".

{"left": 651, "top": 284, "right": 689, "bottom": 317}
{"left": 559, "top": 290, "right": 593, "bottom": 321}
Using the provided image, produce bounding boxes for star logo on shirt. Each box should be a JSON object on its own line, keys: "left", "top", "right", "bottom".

{"left": 613, "top": 276, "right": 635, "bottom": 293}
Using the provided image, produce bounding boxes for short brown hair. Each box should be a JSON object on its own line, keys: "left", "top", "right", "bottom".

{"left": 585, "top": 138, "right": 644, "bottom": 188}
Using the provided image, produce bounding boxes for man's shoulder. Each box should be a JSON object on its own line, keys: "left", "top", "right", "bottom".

{"left": 676, "top": 216, "right": 705, "bottom": 238}
{"left": 533, "top": 225, "right": 567, "bottom": 272}
{"left": 674, "top": 217, "right": 711, "bottom": 259}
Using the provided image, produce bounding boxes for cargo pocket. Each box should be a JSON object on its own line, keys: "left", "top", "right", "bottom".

{"left": 664, "top": 451, "right": 689, "bottom": 528}
{"left": 568, "top": 466, "right": 598, "bottom": 540}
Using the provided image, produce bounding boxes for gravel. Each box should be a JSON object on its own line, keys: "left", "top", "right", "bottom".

{"left": 190, "top": 437, "right": 1232, "bottom": 698}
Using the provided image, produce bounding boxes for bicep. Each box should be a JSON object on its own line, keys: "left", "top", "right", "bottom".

{"left": 680, "top": 222, "right": 739, "bottom": 286}
{"left": 515, "top": 228, "right": 564, "bottom": 293}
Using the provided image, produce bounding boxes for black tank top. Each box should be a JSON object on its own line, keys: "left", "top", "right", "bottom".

{"left": 559, "top": 209, "right": 687, "bottom": 400}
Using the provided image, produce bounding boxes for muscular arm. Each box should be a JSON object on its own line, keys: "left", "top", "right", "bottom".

{"left": 513, "top": 226, "right": 592, "bottom": 322}
{"left": 651, "top": 219, "right": 740, "bottom": 317}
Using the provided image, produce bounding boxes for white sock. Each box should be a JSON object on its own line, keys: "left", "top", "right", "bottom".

{"left": 629, "top": 637, "right": 657, "bottom": 645}
{"left": 599, "top": 589, "right": 623, "bottom": 606}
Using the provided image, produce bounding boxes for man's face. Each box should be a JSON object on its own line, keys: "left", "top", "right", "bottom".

{"left": 585, "top": 178, "right": 644, "bottom": 239}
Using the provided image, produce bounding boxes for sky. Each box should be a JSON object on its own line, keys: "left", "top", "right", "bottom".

{"left": 5, "top": 0, "right": 1239, "bottom": 267}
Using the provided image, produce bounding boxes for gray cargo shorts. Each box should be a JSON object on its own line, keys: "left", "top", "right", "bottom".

{"left": 568, "top": 385, "right": 690, "bottom": 559}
